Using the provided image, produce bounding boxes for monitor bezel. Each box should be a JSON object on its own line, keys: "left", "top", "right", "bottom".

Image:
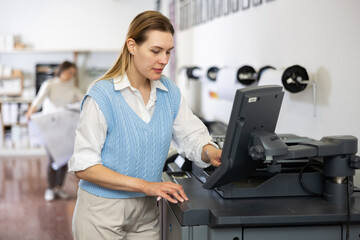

{"left": 203, "top": 85, "right": 284, "bottom": 189}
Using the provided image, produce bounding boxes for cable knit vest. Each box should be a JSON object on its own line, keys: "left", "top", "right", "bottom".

{"left": 78, "top": 76, "right": 181, "bottom": 198}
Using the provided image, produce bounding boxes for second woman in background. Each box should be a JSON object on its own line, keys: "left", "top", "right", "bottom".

{"left": 26, "top": 61, "right": 84, "bottom": 201}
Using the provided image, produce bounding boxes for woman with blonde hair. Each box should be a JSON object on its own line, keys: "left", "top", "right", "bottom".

{"left": 69, "top": 10, "right": 221, "bottom": 239}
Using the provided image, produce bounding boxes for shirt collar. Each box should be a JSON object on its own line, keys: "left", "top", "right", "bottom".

{"left": 113, "top": 74, "right": 168, "bottom": 92}
{"left": 151, "top": 78, "right": 168, "bottom": 92}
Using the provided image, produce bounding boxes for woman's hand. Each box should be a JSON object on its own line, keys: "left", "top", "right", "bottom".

{"left": 25, "top": 111, "right": 32, "bottom": 121}
{"left": 25, "top": 106, "right": 37, "bottom": 121}
{"left": 202, "top": 144, "right": 222, "bottom": 167}
{"left": 143, "top": 181, "right": 188, "bottom": 204}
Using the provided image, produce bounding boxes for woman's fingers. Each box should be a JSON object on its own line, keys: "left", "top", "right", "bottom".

{"left": 212, "top": 160, "right": 221, "bottom": 167}
{"left": 209, "top": 149, "right": 222, "bottom": 167}
{"left": 169, "top": 182, "right": 188, "bottom": 201}
{"left": 144, "top": 181, "right": 189, "bottom": 203}
{"left": 210, "top": 155, "right": 221, "bottom": 167}
{"left": 171, "top": 191, "right": 183, "bottom": 202}
{"left": 177, "top": 186, "right": 188, "bottom": 201}
{"left": 216, "top": 149, "right": 222, "bottom": 159}
{"left": 159, "top": 192, "right": 178, "bottom": 204}
{"left": 153, "top": 182, "right": 188, "bottom": 203}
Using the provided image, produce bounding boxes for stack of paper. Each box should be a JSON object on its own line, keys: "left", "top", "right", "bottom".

{"left": 29, "top": 103, "right": 80, "bottom": 169}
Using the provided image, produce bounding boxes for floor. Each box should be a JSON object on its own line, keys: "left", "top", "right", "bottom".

{"left": 0, "top": 155, "right": 79, "bottom": 240}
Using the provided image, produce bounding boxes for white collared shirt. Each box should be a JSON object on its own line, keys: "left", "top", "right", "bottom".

{"left": 68, "top": 75, "right": 213, "bottom": 172}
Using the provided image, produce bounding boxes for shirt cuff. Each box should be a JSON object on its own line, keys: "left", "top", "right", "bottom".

{"left": 67, "top": 154, "right": 102, "bottom": 173}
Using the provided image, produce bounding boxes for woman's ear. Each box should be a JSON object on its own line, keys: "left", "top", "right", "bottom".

{"left": 126, "top": 38, "right": 136, "bottom": 55}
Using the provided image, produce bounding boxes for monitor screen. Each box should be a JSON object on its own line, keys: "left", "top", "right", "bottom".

{"left": 203, "top": 85, "right": 284, "bottom": 189}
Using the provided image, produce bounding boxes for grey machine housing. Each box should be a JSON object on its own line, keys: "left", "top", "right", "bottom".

{"left": 161, "top": 85, "right": 360, "bottom": 240}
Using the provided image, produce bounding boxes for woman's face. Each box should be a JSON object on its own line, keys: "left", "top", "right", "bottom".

{"left": 59, "top": 67, "right": 76, "bottom": 82}
{"left": 131, "top": 30, "right": 174, "bottom": 81}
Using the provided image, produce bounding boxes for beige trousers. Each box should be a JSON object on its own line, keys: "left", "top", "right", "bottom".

{"left": 72, "top": 188, "right": 160, "bottom": 240}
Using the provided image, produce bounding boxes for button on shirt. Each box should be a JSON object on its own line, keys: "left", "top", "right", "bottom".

{"left": 68, "top": 75, "right": 214, "bottom": 172}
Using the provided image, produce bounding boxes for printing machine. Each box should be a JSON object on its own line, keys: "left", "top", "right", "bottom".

{"left": 161, "top": 85, "right": 360, "bottom": 240}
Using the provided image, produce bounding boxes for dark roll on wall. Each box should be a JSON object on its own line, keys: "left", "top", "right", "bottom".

{"left": 186, "top": 66, "right": 201, "bottom": 79}
{"left": 281, "top": 65, "right": 309, "bottom": 93}
{"left": 207, "top": 66, "right": 220, "bottom": 81}
{"left": 236, "top": 65, "right": 257, "bottom": 85}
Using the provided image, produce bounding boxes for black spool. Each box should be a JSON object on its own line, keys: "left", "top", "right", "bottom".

{"left": 281, "top": 65, "right": 309, "bottom": 93}
{"left": 207, "top": 66, "right": 219, "bottom": 81}
{"left": 186, "top": 66, "right": 201, "bottom": 80}
{"left": 257, "top": 65, "right": 276, "bottom": 81}
{"left": 237, "top": 65, "right": 257, "bottom": 85}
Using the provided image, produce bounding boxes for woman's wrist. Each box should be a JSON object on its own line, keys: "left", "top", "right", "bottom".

{"left": 201, "top": 143, "right": 222, "bottom": 167}
{"left": 201, "top": 144, "right": 213, "bottom": 163}
{"left": 138, "top": 178, "right": 150, "bottom": 194}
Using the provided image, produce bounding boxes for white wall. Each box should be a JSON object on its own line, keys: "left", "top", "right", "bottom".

{"left": 0, "top": 0, "right": 156, "bottom": 93}
{"left": 174, "top": 1, "right": 360, "bottom": 183}
{"left": 0, "top": 0, "right": 155, "bottom": 50}
{"left": 176, "top": 0, "right": 360, "bottom": 139}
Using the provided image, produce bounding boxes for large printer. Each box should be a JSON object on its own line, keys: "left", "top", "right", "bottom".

{"left": 161, "top": 85, "right": 360, "bottom": 240}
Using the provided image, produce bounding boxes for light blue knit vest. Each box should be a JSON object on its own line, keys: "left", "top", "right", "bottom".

{"left": 79, "top": 76, "right": 181, "bottom": 198}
